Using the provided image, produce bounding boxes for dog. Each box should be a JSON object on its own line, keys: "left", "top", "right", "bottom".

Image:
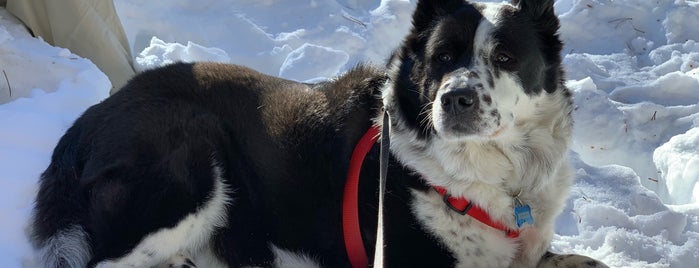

{"left": 29, "top": 0, "right": 608, "bottom": 267}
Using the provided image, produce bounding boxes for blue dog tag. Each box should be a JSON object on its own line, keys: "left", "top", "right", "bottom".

{"left": 514, "top": 198, "right": 534, "bottom": 227}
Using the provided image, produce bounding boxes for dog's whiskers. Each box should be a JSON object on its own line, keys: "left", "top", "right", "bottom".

{"left": 418, "top": 102, "right": 435, "bottom": 130}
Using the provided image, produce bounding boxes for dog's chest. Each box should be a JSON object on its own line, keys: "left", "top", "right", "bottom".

{"left": 410, "top": 190, "right": 519, "bottom": 267}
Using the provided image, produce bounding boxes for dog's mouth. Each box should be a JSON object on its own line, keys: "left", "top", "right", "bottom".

{"left": 432, "top": 113, "right": 504, "bottom": 141}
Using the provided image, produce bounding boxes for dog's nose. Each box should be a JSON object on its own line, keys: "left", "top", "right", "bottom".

{"left": 441, "top": 89, "right": 478, "bottom": 114}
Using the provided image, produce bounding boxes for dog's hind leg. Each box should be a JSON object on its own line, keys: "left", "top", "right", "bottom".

{"left": 94, "top": 163, "right": 232, "bottom": 268}
{"left": 537, "top": 251, "right": 608, "bottom": 268}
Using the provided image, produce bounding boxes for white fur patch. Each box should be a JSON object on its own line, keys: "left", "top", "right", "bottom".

{"left": 96, "top": 163, "right": 231, "bottom": 268}
{"left": 271, "top": 244, "right": 322, "bottom": 268}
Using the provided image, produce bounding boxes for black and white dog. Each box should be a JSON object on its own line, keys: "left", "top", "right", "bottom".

{"left": 30, "top": 0, "right": 607, "bottom": 267}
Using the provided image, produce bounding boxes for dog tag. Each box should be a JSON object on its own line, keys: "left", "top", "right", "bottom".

{"left": 513, "top": 197, "right": 534, "bottom": 228}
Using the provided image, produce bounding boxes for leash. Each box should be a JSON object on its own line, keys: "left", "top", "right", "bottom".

{"left": 373, "top": 110, "right": 390, "bottom": 267}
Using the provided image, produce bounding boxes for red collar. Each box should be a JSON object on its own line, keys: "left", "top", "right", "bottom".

{"left": 342, "top": 126, "right": 519, "bottom": 268}
{"left": 433, "top": 186, "right": 520, "bottom": 238}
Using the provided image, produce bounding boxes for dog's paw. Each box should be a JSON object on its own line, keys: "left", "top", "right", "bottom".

{"left": 159, "top": 252, "right": 197, "bottom": 268}
{"left": 538, "top": 251, "right": 608, "bottom": 268}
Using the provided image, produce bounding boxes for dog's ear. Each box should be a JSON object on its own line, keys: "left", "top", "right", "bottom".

{"left": 514, "top": 0, "right": 563, "bottom": 93}
{"left": 516, "top": 0, "right": 563, "bottom": 93}
{"left": 514, "top": 0, "right": 556, "bottom": 20}
{"left": 411, "top": 0, "right": 465, "bottom": 32}
{"left": 514, "top": 0, "right": 560, "bottom": 38}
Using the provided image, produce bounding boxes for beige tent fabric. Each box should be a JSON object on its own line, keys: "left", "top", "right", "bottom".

{"left": 6, "top": 0, "right": 135, "bottom": 93}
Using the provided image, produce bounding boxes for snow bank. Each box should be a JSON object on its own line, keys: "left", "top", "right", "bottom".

{"left": 115, "top": 0, "right": 416, "bottom": 81}
{"left": 562, "top": 0, "right": 699, "bottom": 199}
{"left": 0, "top": 9, "right": 110, "bottom": 266}
{"left": 558, "top": 1, "right": 699, "bottom": 264}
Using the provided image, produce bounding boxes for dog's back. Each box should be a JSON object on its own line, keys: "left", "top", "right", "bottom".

{"left": 30, "top": 62, "right": 386, "bottom": 267}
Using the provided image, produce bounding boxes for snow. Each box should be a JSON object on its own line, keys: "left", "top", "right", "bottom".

{"left": 0, "top": 8, "right": 111, "bottom": 266}
{"left": 1, "top": 0, "right": 698, "bottom": 267}
{"left": 279, "top": 43, "right": 350, "bottom": 81}
{"left": 654, "top": 127, "right": 699, "bottom": 205}
{"left": 135, "top": 36, "right": 231, "bottom": 72}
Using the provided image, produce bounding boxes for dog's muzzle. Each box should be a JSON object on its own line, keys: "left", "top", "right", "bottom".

{"left": 439, "top": 71, "right": 483, "bottom": 115}
{"left": 433, "top": 72, "right": 485, "bottom": 136}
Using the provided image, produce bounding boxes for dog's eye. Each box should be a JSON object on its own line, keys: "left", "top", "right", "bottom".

{"left": 493, "top": 52, "right": 513, "bottom": 65}
{"left": 437, "top": 53, "right": 453, "bottom": 63}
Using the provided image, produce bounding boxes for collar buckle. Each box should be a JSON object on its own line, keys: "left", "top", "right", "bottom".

{"left": 443, "top": 193, "right": 473, "bottom": 215}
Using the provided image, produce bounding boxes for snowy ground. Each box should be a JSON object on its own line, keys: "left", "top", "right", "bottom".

{"left": 1, "top": 0, "right": 698, "bottom": 267}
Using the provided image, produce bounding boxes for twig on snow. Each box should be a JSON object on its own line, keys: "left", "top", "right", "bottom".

{"left": 608, "top": 17, "right": 646, "bottom": 34}
{"left": 2, "top": 70, "right": 11, "bottom": 97}
{"left": 342, "top": 12, "right": 367, "bottom": 28}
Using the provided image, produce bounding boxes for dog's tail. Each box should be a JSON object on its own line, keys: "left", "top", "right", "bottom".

{"left": 31, "top": 224, "right": 92, "bottom": 268}
{"left": 29, "top": 149, "right": 92, "bottom": 268}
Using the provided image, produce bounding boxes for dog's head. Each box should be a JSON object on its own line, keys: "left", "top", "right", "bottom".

{"left": 384, "top": 0, "right": 568, "bottom": 143}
